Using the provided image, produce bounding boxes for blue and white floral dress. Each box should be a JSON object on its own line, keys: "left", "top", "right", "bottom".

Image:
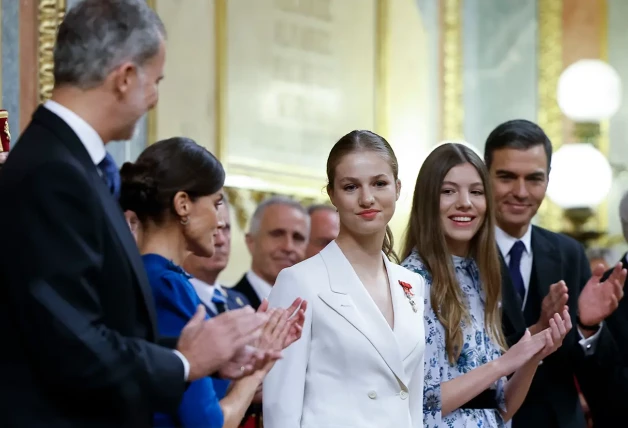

{"left": 402, "top": 249, "right": 506, "bottom": 428}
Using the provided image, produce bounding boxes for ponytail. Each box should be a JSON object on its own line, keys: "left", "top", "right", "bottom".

{"left": 382, "top": 225, "right": 399, "bottom": 264}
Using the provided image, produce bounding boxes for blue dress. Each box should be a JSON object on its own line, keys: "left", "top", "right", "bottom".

{"left": 402, "top": 250, "right": 506, "bottom": 428}
{"left": 143, "top": 253, "right": 224, "bottom": 428}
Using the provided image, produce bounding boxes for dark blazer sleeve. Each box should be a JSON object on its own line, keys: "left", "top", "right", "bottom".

{"left": 4, "top": 163, "right": 185, "bottom": 413}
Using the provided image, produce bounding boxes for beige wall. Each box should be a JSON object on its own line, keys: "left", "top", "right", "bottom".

{"left": 155, "top": 0, "right": 216, "bottom": 152}
{"left": 154, "top": 0, "right": 431, "bottom": 285}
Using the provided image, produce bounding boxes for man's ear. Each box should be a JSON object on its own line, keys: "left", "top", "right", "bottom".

{"left": 245, "top": 232, "right": 255, "bottom": 255}
{"left": 110, "top": 61, "right": 139, "bottom": 97}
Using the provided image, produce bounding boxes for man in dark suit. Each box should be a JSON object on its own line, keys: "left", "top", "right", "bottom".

{"left": 0, "top": 1, "right": 270, "bottom": 426}
{"left": 233, "top": 196, "right": 310, "bottom": 310}
{"left": 484, "top": 119, "right": 625, "bottom": 428}
{"left": 581, "top": 192, "right": 628, "bottom": 427}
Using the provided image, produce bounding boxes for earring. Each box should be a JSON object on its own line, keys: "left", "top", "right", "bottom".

{"left": 180, "top": 216, "right": 189, "bottom": 225}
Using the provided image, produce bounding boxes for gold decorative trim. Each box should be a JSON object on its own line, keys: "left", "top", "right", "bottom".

{"left": 224, "top": 186, "right": 326, "bottom": 231}
{"left": 440, "top": 0, "right": 463, "bottom": 141}
{"left": 375, "top": 0, "right": 389, "bottom": 137}
{"left": 37, "top": 0, "right": 66, "bottom": 104}
{"left": 535, "top": 0, "right": 563, "bottom": 231}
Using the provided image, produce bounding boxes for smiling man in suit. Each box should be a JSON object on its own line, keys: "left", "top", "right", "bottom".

{"left": 484, "top": 119, "right": 625, "bottom": 428}
{"left": 0, "top": 1, "right": 269, "bottom": 426}
{"left": 233, "top": 196, "right": 310, "bottom": 309}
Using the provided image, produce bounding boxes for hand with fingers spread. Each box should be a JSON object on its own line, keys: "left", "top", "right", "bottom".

{"left": 532, "top": 280, "right": 568, "bottom": 333}
{"left": 258, "top": 297, "right": 308, "bottom": 350}
{"left": 176, "top": 305, "right": 269, "bottom": 382}
{"left": 578, "top": 262, "right": 626, "bottom": 326}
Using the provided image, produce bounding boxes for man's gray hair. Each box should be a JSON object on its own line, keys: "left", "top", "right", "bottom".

{"left": 248, "top": 196, "right": 309, "bottom": 235}
{"left": 586, "top": 247, "right": 612, "bottom": 263}
{"left": 619, "top": 190, "right": 628, "bottom": 242}
{"left": 307, "top": 203, "right": 336, "bottom": 215}
{"left": 54, "top": 0, "right": 166, "bottom": 89}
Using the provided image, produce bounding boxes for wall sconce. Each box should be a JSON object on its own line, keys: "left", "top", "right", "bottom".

{"left": 546, "top": 59, "right": 621, "bottom": 245}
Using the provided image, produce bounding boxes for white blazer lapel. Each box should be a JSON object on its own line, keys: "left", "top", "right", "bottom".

{"left": 385, "top": 257, "right": 425, "bottom": 362}
{"left": 318, "top": 242, "right": 407, "bottom": 386}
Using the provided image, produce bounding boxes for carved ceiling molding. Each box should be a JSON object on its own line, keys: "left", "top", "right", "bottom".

{"left": 224, "top": 186, "right": 329, "bottom": 231}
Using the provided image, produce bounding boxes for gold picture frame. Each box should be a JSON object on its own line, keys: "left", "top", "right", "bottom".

{"left": 214, "top": 0, "right": 388, "bottom": 200}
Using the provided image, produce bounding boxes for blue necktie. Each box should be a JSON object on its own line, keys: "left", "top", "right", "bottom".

{"left": 212, "top": 288, "right": 227, "bottom": 314}
{"left": 98, "top": 152, "right": 120, "bottom": 200}
{"left": 508, "top": 240, "right": 526, "bottom": 302}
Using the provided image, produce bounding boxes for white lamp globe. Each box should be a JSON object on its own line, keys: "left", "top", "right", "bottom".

{"left": 546, "top": 143, "right": 613, "bottom": 209}
{"left": 557, "top": 59, "right": 622, "bottom": 122}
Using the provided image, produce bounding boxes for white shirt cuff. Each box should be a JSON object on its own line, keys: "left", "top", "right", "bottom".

{"left": 577, "top": 322, "right": 603, "bottom": 356}
{"left": 172, "top": 349, "right": 190, "bottom": 381}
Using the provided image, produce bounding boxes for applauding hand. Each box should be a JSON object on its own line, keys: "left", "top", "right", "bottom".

{"left": 176, "top": 305, "right": 269, "bottom": 381}
{"left": 498, "top": 309, "right": 571, "bottom": 376}
{"left": 578, "top": 263, "right": 626, "bottom": 327}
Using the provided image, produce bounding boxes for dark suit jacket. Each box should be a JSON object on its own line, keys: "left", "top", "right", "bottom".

{"left": 500, "top": 226, "right": 615, "bottom": 428}
{"left": 577, "top": 255, "right": 628, "bottom": 427}
{"left": 232, "top": 274, "right": 263, "bottom": 310}
{"left": 202, "top": 286, "right": 250, "bottom": 317}
{"left": 0, "top": 106, "right": 186, "bottom": 427}
{"left": 230, "top": 275, "right": 264, "bottom": 426}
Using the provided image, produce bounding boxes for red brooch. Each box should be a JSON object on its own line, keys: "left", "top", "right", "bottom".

{"left": 399, "top": 280, "right": 418, "bottom": 312}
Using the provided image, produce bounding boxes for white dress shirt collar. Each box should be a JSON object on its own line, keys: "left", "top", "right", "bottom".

{"left": 189, "top": 277, "right": 224, "bottom": 314}
{"left": 495, "top": 224, "right": 533, "bottom": 257}
{"left": 44, "top": 100, "right": 106, "bottom": 165}
{"left": 246, "top": 270, "right": 273, "bottom": 301}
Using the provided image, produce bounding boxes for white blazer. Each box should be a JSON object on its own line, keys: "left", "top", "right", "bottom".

{"left": 263, "top": 241, "right": 426, "bottom": 428}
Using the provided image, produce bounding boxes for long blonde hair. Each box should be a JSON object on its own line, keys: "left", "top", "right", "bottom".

{"left": 402, "top": 143, "right": 506, "bottom": 363}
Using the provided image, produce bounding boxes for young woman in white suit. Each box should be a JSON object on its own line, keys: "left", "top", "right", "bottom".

{"left": 263, "top": 130, "right": 426, "bottom": 428}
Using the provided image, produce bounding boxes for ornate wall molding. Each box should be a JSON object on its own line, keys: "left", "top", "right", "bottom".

{"left": 535, "top": 0, "right": 563, "bottom": 231}
{"left": 440, "top": 0, "right": 463, "bottom": 141}
{"left": 37, "top": 0, "right": 65, "bottom": 104}
{"left": 224, "top": 186, "right": 329, "bottom": 231}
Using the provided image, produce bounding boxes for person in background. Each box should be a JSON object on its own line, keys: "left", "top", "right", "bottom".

{"left": 119, "top": 137, "right": 306, "bottom": 428}
{"left": 264, "top": 130, "right": 426, "bottom": 428}
{"left": 581, "top": 191, "right": 628, "bottom": 427}
{"left": 233, "top": 197, "right": 310, "bottom": 309}
{"left": 483, "top": 119, "right": 625, "bottom": 428}
{"left": 184, "top": 192, "right": 250, "bottom": 315}
{"left": 305, "top": 204, "right": 340, "bottom": 258}
{"left": 401, "top": 142, "right": 569, "bottom": 427}
{"left": 183, "top": 192, "right": 261, "bottom": 428}
{"left": 0, "top": 109, "right": 10, "bottom": 171}
{"left": 585, "top": 247, "right": 611, "bottom": 273}
{"left": 0, "top": 1, "right": 269, "bottom": 426}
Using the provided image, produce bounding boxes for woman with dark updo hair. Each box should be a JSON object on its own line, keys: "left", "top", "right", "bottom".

{"left": 120, "top": 137, "right": 305, "bottom": 428}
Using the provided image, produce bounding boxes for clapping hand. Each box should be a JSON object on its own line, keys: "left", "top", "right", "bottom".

{"left": 578, "top": 263, "right": 626, "bottom": 326}
{"left": 535, "top": 280, "right": 568, "bottom": 332}
{"left": 176, "top": 305, "right": 269, "bottom": 381}
{"left": 533, "top": 309, "right": 572, "bottom": 361}
{"left": 258, "top": 297, "right": 308, "bottom": 349}
{"left": 499, "top": 309, "right": 571, "bottom": 376}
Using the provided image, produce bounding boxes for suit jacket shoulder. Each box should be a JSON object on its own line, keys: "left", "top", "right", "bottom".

{"left": 232, "top": 274, "right": 262, "bottom": 309}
